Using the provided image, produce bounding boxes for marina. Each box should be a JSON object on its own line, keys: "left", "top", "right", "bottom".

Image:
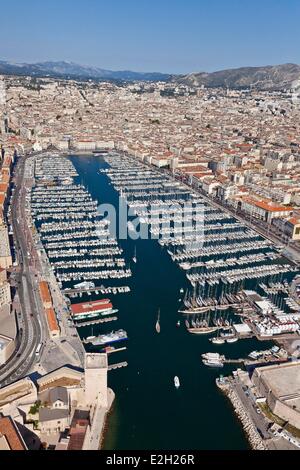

{"left": 31, "top": 155, "right": 132, "bottom": 291}
{"left": 102, "top": 153, "right": 298, "bottom": 338}
{"left": 63, "top": 285, "right": 131, "bottom": 298}
{"left": 29, "top": 154, "right": 133, "bottom": 370}
{"left": 75, "top": 316, "right": 118, "bottom": 327}
{"left": 28, "top": 153, "right": 300, "bottom": 450}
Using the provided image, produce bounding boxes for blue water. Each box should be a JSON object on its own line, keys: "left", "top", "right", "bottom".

{"left": 69, "top": 155, "right": 277, "bottom": 450}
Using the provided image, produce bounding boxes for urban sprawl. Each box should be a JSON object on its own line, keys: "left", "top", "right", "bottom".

{"left": 0, "top": 74, "right": 300, "bottom": 450}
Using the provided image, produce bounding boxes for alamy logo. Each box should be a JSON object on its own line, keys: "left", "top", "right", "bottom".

{"left": 96, "top": 197, "right": 205, "bottom": 245}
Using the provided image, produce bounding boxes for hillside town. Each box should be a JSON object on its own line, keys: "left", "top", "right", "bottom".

{"left": 1, "top": 73, "right": 300, "bottom": 451}
{"left": 1, "top": 75, "right": 300, "bottom": 244}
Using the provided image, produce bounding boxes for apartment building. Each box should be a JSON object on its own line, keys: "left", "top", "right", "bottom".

{"left": 0, "top": 224, "right": 12, "bottom": 269}
{"left": 272, "top": 216, "right": 300, "bottom": 241}
{"left": 239, "top": 197, "right": 293, "bottom": 224}
{"left": 0, "top": 275, "right": 11, "bottom": 308}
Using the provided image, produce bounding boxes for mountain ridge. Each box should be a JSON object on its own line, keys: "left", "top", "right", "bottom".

{"left": 0, "top": 60, "right": 171, "bottom": 82}
{"left": 0, "top": 60, "right": 300, "bottom": 90}
{"left": 173, "top": 63, "right": 300, "bottom": 91}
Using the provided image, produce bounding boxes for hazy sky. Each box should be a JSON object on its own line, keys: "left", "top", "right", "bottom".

{"left": 1, "top": 0, "right": 299, "bottom": 73}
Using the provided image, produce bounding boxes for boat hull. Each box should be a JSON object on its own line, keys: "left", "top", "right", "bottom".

{"left": 187, "top": 327, "right": 218, "bottom": 335}
{"left": 179, "top": 307, "right": 210, "bottom": 314}
{"left": 203, "top": 361, "right": 224, "bottom": 368}
{"left": 89, "top": 336, "right": 127, "bottom": 346}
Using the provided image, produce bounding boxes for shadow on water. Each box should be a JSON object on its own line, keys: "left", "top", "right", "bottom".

{"left": 68, "top": 155, "right": 275, "bottom": 450}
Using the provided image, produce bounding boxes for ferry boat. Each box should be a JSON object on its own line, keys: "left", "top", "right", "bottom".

{"left": 84, "top": 329, "right": 128, "bottom": 346}
{"left": 203, "top": 358, "right": 224, "bottom": 368}
{"left": 71, "top": 299, "right": 118, "bottom": 320}
{"left": 202, "top": 352, "right": 224, "bottom": 368}
{"left": 73, "top": 309, "right": 118, "bottom": 322}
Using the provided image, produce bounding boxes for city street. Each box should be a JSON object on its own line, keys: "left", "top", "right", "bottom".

{"left": 0, "top": 154, "right": 44, "bottom": 386}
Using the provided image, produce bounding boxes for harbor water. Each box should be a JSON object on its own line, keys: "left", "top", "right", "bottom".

{"left": 67, "top": 154, "right": 278, "bottom": 450}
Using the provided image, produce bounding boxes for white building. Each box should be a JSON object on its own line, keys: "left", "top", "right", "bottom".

{"left": 0, "top": 335, "right": 15, "bottom": 365}
{"left": 0, "top": 225, "right": 12, "bottom": 269}
{"left": 84, "top": 353, "right": 108, "bottom": 409}
{"left": 0, "top": 269, "right": 11, "bottom": 308}
{"left": 74, "top": 141, "right": 96, "bottom": 151}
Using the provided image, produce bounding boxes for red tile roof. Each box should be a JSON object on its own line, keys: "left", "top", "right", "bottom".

{"left": 39, "top": 281, "right": 52, "bottom": 306}
{"left": 46, "top": 308, "right": 59, "bottom": 333}
{"left": 242, "top": 197, "right": 293, "bottom": 213}
{"left": 68, "top": 418, "right": 89, "bottom": 451}
{"left": 287, "top": 217, "right": 300, "bottom": 226}
{"left": 0, "top": 416, "right": 26, "bottom": 450}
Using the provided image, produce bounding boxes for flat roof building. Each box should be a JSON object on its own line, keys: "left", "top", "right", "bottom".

{"left": 45, "top": 307, "right": 60, "bottom": 338}
{"left": 39, "top": 281, "right": 52, "bottom": 309}
{"left": 84, "top": 354, "right": 108, "bottom": 408}
{"left": 0, "top": 304, "right": 16, "bottom": 366}
{"left": 252, "top": 361, "right": 300, "bottom": 430}
{"left": 0, "top": 334, "right": 15, "bottom": 366}
{"left": 0, "top": 378, "right": 38, "bottom": 413}
{"left": 233, "top": 323, "right": 252, "bottom": 335}
{"left": 0, "top": 278, "right": 11, "bottom": 309}
{"left": 0, "top": 225, "right": 12, "bottom": 269}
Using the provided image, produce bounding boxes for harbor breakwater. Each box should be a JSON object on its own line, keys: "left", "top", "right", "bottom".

{"left": 217, "top": 381, "right": 266, "bottom": 450}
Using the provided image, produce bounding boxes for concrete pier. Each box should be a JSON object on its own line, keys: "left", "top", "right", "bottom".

{"left": 75, "top": 316, "right": 118, "bottom": 328}
{"left": 108, "top": 361, "right": 128, "bottom": 370}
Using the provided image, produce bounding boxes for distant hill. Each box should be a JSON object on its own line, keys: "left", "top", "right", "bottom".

{"left": 1, "top": 60, "right": 300, "bottom": 91}
{"left": 173, "top": 63, "right": 300, "bottom": 91}
{"left": 0, "top": 60, "right": 171, "bottom": 82}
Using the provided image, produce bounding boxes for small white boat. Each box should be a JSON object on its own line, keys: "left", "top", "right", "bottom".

{"left": 203, "top": 359, "right": 224, "bottom": 368}
{"left": 174, "top": 376, "right": 180, "bottom": 388}
{"left": 155, "top": 309, "right": 161, "bottom": 334}
{"left": 226, "top": 337, "right": 238, "bottom": 344}
{"left": 132, "top": 246, "right": 137, "bottom": 264}
{"left": 211, "top": 337, "right": 225, "bottom": 345}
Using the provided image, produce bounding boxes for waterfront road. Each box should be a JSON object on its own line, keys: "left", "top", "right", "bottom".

{"left": 232, "top": 378, "right": 300, "bottom": 450}
{"left": 232, "top": 378, "right": 271, "bottom": 440}
{"left": 0, "top": 155, "right": 45, "bottom": 386}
